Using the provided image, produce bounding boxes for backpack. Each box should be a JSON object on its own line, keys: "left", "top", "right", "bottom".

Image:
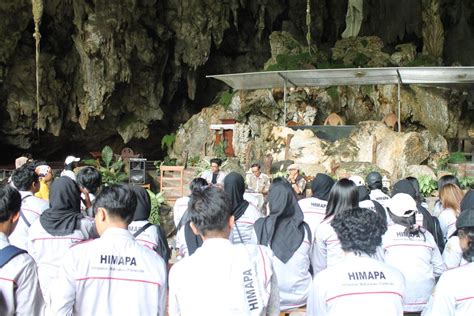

{"left": 417, "top": 204, "right": 445, "bottom": 253}
{"left": 133, "top": 223, "right": 171, "bottom": 262}
{"left": 0, "top": 245, "right": 27, "bottom": 268}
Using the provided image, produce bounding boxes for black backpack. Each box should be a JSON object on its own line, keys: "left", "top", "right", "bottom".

{"left": 133, "top": 223, "right": 171, "bottom": 262}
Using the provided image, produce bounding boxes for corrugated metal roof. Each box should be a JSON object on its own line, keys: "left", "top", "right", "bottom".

{"left": 207, "top": 67, "right": 474, "bottom": 89}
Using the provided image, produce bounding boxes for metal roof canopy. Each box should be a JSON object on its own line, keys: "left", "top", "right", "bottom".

{"left": 207, "top": 67, "right": 474, "bottom": 132}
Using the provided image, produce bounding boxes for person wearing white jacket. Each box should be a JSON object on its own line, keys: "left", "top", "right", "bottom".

{"left": 0, "top": 185, "right": 44, "bottom": 316}
{"left": 169, "top": 186, "right": 279, "bottom": 316}
{"left": 423, "top": 209, "right": 474, "bottom": 316}
{"left": 307, "top": 207, "right": 405, "bottom": 316}
{"left": 8, "top": 164, "right": 49, "bottom": 250}
{"left": 383, "top": 193, "right": 445, "bottom": 313}
{"left": 51, "top": 184, "right": 167, "bottom": 316}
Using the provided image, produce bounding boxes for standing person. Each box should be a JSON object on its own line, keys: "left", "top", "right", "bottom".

{"left": 357, "top": 185, "right": 388, "bottom": 224}
{"left": 366, "top": 171, "right": 390, "bottom": 206}
{"left": 298, "top": 173, "right": 335, "bottom": 236}
{"left": 307, "top": 207, "right": 405, "bottom": 316}
{"left": 438, "top": 183, "right": 464, "bottom": 242}
{"left": 312, "top": 179, "right": 359, "bottom": 274}
{"left": 253, "top": 178, "right": 312, "bottom": 311}
{"left": 224, "top": 172, "right": 262, "bottom": 245}
{"left": 173, "top": 178, "right": 208, "bottom": 259}
{"left": 201, "top": 158, "right": 226, "bottom": 187}
{"left": 422, "top": 210, "right": 474, "bottom": 316}
{"left": 287, "top": 164, "right": 306, "bottom": 200}
{"left": 246, "top": 163, "right": 271, "bottom": 194}
{"left": 8, "top": 164, "right": 49, "bottom": 250}
{"left": 61, "top": 155, "right": 80, "bottom": 181}
{"left": 128, "top": 185, "right": 170, "bottom": 262}
{"left": 34, "top": 163, "right": 52, "bottom": 201}
{"left": 51, "top": 184, "right": 167, "bottom": 316}
{"left": 76, "top": 166, "right": 102, "bottom": 217}
{"left": 383, "top": 193, "right": 444, "bottom": 313}
{"left": 169, "top": 186, "right": 279, "bottom": 316}
{"left": 0, "top": 185, "right": 44, "bottom": 316}
{"left": 28, "top": 176, "right": 97, "bottom": 311}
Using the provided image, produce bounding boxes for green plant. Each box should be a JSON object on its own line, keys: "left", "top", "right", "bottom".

{"left": 271, "top": 164, "right": 288, "bottom": 179}
{"left": 161, "top": 133, "right": 176, "bottom": 152}
{"left": 187, "top": 154, "right": 201, "bottom": 167}
{"left": 83, "top": 146, "right": 128, "bottom": 185}
{"left": 265, "top": 52, "right": 317, "bottom": 71}
{"left": 147, "top": 189, "right": 165, "bottom": 225}
{"left": 153, "top": 156, "right": 177, "bottom": 174}
{"left": 417, "top": 175, "right": 437, "bottom": 197}
{"left": 218, "top": 91, "right": 233, "bottom": 109}
{"left": 459, "top": 176, "right": 474, "bottom": 190}
{"left": 214, "top": 140, "right": 227, "bottom": 159}
{"left": 448, "top": 152, "right": 467, "bottom": 164}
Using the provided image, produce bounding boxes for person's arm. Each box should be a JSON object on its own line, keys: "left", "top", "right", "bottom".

{"left": 442, "top": 237, "right": 463, "bottom": 270}
{"left": 306, "top": 274, "right": 328, "bottom": 316}
{"left": 311, "top": 226, "right": 327, "bottom": 274}
{"left": 50, "top": 250, "right": 77, "bottom": 315}
{"left": 263, "top": 175, "right": 271, "bottom": 194}
{"left": 421, "top": 275, "right": 455, "bottom": 316}
{"left": 168, "top": 266, "right": 181, "bottom": 316}
{"left": 15, "top": 257, "right": 45, "bottom": 315}
{"left": 158, "top": 261, "right": 167, "bottom": 316}
{"left": 429, "top": 234, "right": 446, "bottom": 277}
{"left": 266, "top": 271, "right": 280, "bottom": 316}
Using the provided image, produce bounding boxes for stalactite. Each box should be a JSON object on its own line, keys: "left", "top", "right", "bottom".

{"left": 32, "top": 0, "right": 43, "bottom": 139}
{"left": 422, "top": 0, "right": 444, "bottom": 63}
{"left": 306, "top": 0, "right": 312, "bottom": 55}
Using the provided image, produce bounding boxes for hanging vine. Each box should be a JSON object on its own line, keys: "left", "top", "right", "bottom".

{"left": 306, "top": 0, "right": 312, "bottom": 55}
{"left": 32, "top": 0, "right": 43, "bottom": 139}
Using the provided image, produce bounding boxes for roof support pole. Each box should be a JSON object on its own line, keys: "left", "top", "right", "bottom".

{"left": 396, "top": 70, "right": 402, "bottom": 133}
{"left": 283, "top": 78, "right": 288, "bottom": 126}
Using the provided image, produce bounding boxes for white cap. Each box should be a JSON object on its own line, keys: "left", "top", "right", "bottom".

{"left": 65, "top": 155, "right": 80, "bottom": 165}
{"left": 387, "top": 193, "right": 417, "bottom": 217}
{"left": 287, "top": 163, "right": 300, "bottom": 171}
{"left": 349, "top": 175, "right": 365, "bottom": 186}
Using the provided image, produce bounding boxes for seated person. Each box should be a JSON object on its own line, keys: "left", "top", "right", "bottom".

{"left": 169, "top": 186, "right": 279, "bottom": 315}
{"left": 200, "top": 158, "right": 226, "bottom": 187}
{"left": 287, "top": 164, "right": 306, "bottom": 200}
{"left": 307, "top": 207, "right": 405, "bottom": 315}
{"left": 246, "top": 163, "right": 270, "bottom": 194}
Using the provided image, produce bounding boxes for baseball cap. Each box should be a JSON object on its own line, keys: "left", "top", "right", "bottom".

{"left": 65, "top": 156, "right": 80, "bottom": 165}
{"left": 349, "top": 175, "right": 365, "bottom": 186}
{"left": 456, "top": 208, "right": 474, "bottom": 231}
{"left": 366, "top": 171, "right": 382, "bottom": 186}
{"left": 35, "top": 165, "right": 51, "bottom": 177}
{"left": 387, "top": 193, "right": 417, "bottom": 217}
{"left": 287, "top": 163, "right": 300, "bottom": 171}
{"left": 15, "top": 156, "right": 29, "bottom": 169}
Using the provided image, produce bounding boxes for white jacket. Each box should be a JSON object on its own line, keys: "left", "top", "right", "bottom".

{"left": 298, "top": 197, "right": 327, "bottom": 237}
{"left": 422, "top": 262, "right": 474, "bottom": 316}
{"left": 173, "top": 196, "right": 190, "bottom": 228}
{"left": 28, "top": 216, "right": 96, "bottom": 308}
{"left": 169, "top": 238, "right": 279, "bottom": 316}
{"left": 442, "top": 236, "right": 468, "bottom": 270}
{"left": 312, "top": 218, "right": 344, "bottom": 274}
{"left": 8, "top": 191, "right": 49, "bottom": 250}
{"left": 438, "top": 208, "right": 457, "bottom": 242}
{"left": 307, "top": 253, "right": 406, "bottom": 316}
{"left": 369, "top": 189, "right": 390, "bottom": 207}
{"left": 0, "top": 233, "right": 44, "bottom": 316}
{"left": 230, "top": 204, "right": 262, "bottom": 245}
{"left": 128, "top": 220, "right": 165, "bottom": 257}
{"left": 51, "top": 227, "right": 167, "bottom": 315}
{"left": 201, "top": 170, "right": 226, "bottom": 186}
{"left": 382, "top": 224, "right": 445, "bottom": 312}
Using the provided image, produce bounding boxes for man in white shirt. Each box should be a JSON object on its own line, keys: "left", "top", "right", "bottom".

{"left": 0, "top": 184, "right": 44, "bottom": 315}
{"left": 246, "top": 163, "right": 270, "bottom": 194}
{"left": 423, "top": 208, "right": 474, "bottom": 316}
{"left": 307, "top": 207, "right": 406, "bottom": 316}
{"left": 169, "top": 186, "right": 280, "bottom": 316}
{"left": 9, "top": 164, "right": 49, "bottom": 250}
{"left": 51, "top": 184, "right": 167, "bottom": 316}
{"left": 201, "top": 158, "right": 226, "bottom": 187}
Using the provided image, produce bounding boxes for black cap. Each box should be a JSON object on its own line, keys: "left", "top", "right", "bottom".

{"left": 366, "top": 171, "right": 382, "bottom": 186}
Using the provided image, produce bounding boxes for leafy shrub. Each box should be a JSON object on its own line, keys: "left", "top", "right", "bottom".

{"left": 83, "top": 146, "right": 128, "bottom": 185}
{"left": 161, "top": 133, "right": 176, "bottom": 152}
{"left": 417, "top": 175, "right": 437, "bottom": 197}
{"left": 218, "top": 91, "right": 233, "bottom": 109}
{"left": 147, "top": 190, "right": 165, "bottom": 225}
{"left": 448, "top": 152, "right": 467, "bottom": 164}
{"left": 459, "top": 176, "right": 474, "bottom": 190}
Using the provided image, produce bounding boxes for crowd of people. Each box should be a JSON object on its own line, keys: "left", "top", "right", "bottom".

{"left": 1, "top": 155, "right": 474, "bottom": 315}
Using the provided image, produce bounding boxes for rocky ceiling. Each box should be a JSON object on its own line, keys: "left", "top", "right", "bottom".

{"left": 0, "top": 0, "right": 473, "bottom": 163}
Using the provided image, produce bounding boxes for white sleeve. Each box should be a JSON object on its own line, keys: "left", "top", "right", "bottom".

{"left": 442, "top": 237, "right": 463, "bottom": 270}
{"left": 421, "top": 275, "right": 455, "bottom": 316}
{"left": 311, "top": 227, "right": 327, "bottom": 274}
{"left": 266, "top": 272, "right": 280, "bottom": 316}
{"left": 50, "top": 250, "right": 77, "bottom": 315}
{"left": 158, "top": 266, "right": 167, "bottom": 316}
{"left": 168, "top": 266, "right": 181, "bottom": 316}
{"left": 306, "top": 274, "right": 328, "bottom": 316}
{"left": 429, "top": 234, "right": 446, "bottom": 277}
{"left": 15, "top": 257, "right": 45, "bottom": 315}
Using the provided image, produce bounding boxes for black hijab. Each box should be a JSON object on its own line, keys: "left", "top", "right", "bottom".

{"left": 357, "top": 185, "right": 370, "bottom": 201}
{"left": 392, "top": 179, "right": 416, "bottom": 198}
{"left": 130, "top": 185, "right": 151, "bottom": 221}
{"left": 254, "top": 179, "right": 305, "bottom": 263}
{"left": 224, "top": 172, "right": 249, "bottom": 221}
{"left": 461, "top": 190, "right": 474, "bottom": 212}
{"left": 311, "top": 173, "right": 335, "bottom": 201}
{"left": 40, "top": 176, "right": 83, "bottom": 236}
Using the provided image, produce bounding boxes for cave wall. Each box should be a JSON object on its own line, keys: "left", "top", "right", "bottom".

{"left": 0, "top": 0, "right": 473, "bottom": 163}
